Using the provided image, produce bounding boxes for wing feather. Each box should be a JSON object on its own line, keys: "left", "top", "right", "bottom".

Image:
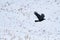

{"left": 34, "top": 12, "right": 41, "bottom": 20}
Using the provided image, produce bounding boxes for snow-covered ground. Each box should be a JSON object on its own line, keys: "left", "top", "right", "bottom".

{"left": 0, "top": 0, "right": 60, "bottom": 40}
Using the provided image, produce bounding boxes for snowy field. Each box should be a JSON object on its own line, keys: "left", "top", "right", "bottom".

{"left": 0, "top": 0, "right": 60, "bottom": 40}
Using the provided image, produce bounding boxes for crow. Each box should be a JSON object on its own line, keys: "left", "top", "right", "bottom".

{"left": 34, "top": 12, "right": 45, "bottom": 22}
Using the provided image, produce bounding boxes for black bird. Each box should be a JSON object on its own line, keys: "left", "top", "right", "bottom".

{"left": 34, "top": 12, "right": 45, "bottom": 22}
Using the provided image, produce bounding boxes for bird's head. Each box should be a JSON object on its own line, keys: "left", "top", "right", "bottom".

{"left": 41, "top": 14, "right": 45, "bottom": 17}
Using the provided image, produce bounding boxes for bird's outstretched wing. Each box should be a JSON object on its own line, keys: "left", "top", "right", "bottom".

{"left": 34, "top": 12, "right": 41, "bottom": 20}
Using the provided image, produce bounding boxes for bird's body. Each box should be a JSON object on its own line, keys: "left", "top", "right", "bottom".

{"left": 34, "top": 12, "right": 45, "bottom": 22}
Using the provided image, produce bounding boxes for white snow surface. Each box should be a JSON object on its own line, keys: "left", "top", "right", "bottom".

{"left": 0, "top": 0, "right": 60, "bottom": 40}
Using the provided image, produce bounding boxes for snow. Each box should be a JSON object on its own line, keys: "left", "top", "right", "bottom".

{"left": 0, "top": 0, "right": 60, "bottom": 40}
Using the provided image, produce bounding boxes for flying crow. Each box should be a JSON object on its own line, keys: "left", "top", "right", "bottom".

{"left": 34, "top": 12, "right": 45, "bottom": 22}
